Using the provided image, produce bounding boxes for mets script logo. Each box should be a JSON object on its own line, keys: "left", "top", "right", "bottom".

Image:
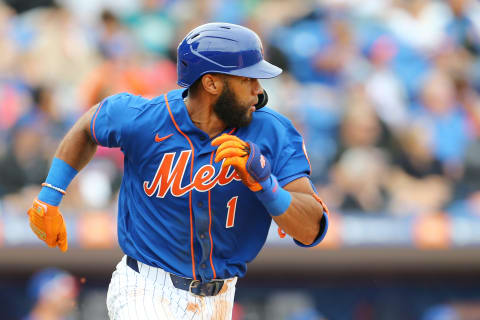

{"left": 143, "top": 150, "right": 241, "bottom": 198}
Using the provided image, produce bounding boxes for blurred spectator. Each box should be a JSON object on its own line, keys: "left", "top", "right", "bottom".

{"left": 445, "top": 0, "right": 480, "bottom": 55}
{"left": 0, "top": 84, "right": 72, "bottom": 197}
{"left": 387, "top": 125, "right": 453, "bottom": 215}
{"left": 459, "top": 139, "right": 480, "bottom": 197}
{"left": 392, "top": 125, "right": 444, "bottom": 179}
{"left": 364, "top": 34, "right": 409, "bottom": 131}
{"left": 271, "top": 6, "right": 363, "bottom": 86}
{"left": 0, "top": 78, "right": 31, "bottom": 158}
{"left": 16, "top": 5, "right": 98, "bottom": 89}
{"left": 294, "top": 83, "right": 342, "bottom": 183}
{"left": 453, "top": 73, "right": 480, "bottom": 138}
{"left": 4, "top": 0, "right": 56, "bottom": 14}
{"left": 311, "top": 14, "right": 359, "bottom": 87}
{"left": 24, "top": 268, "right": 78, "bottom": 320}
{"left": 15, "top": 85, "right": 70, "bottom": 140}
{"left": 80, "top": 9, "right": 143, "bottom": 107}
{"left": 97, "top": 9, "right": 135, "bottom": 61}
{"left": 411, "top": 69, "right": 473, "bottom": 179}
{"left": 123, "top": 0, "right": 176, "bottom": 57}
{"left": 423, "top": 302, "right": 480, "bottom": 320}
{"left": 448, "top": 190, "right": 480, "bottom": 217}
{"left": 325, "top": 100, "right": 391, "bottom": 213}
{"left": 0, "top": 123, "right": 49, "bottom": 197}
{"left": 0, "top": 2, "right": 20, "bottom": 75}
{"left": 265, "top": 291, "right": 327, "bottom": 320}
{"left": 80, "top": 8, "right": 177, "bottom": 107}
{"left": 385, "top": 0, "right": 450, "bottom": 54}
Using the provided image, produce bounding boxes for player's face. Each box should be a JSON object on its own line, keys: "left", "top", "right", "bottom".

{"left": 213, "top": 76, "right": 262, "bottom": 128}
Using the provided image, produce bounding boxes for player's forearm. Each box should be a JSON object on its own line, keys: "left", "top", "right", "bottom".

{"left": 36, "top": 106, "right": 99, "bottom": 207}
{"left": 54, "top": 124, "right": 97, "bottom": 171}
{"left": 54, "top": 106, "right": 98, "bottom": 171}
{"left": 272, "top": 192, "right": 324, "bottom": 245}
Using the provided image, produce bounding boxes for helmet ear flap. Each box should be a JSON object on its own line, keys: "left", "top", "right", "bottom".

{"left": 255, "top": 89, "right": 269, "bottom": 110}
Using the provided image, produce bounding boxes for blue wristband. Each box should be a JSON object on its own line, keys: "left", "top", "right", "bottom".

{"left": 255, "top": 175, "right": 292, "bottom": 216}
{"left": 38, "top": 157, "right": 78, "bottom": 206}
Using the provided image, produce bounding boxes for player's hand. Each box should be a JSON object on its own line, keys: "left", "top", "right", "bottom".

{"left": 212, "top": 134, "right": 271, "bottom": 192}
{"left": 27, "top": 199, "right": 68, "bottom": 252}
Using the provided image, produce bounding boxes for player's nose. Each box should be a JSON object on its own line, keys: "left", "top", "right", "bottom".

{"left": 252, "top": 79, "right": 263, "bottom": 96}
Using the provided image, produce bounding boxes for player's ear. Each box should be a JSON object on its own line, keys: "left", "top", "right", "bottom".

{"left": 201, "top": 74, "right": 224, "bottom": 95}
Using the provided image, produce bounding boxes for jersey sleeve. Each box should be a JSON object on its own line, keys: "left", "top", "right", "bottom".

{"left": 266, "top": 115, "right": 328, "bottom": 248}
{"left": 293, "top": 212, "right": 329, "bottom": 247}
{"left": 270, "top": 119, "right": 311, "bottom": 186}
{"left": 90, "top": 93, "right": 148, "bottom": 148}
{"left": 293, "top": 180, "right": 329, "bottom": 247}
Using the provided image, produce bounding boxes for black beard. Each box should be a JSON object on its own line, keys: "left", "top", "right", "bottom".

{"left": 213, "top": 82, "right": 252, "bottom": 128}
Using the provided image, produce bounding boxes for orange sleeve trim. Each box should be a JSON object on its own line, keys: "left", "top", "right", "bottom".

{"left": 312, "top": 193, "right": 330, "bottom": 217}
{"left": 91, "top": 100, "right": 106, "bottom": 145}
{"left": 164, "top": 94, "right": 197, "bottom": 280}
{"left": 302, "top": 141, "right": 312, "bottom": 174}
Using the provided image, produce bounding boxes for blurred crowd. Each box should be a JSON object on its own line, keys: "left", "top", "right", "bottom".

{"left": 23, "top": 268, "right": 79, "bottom": 320}
{"left": 1, "top": 0, "right": 480, "bottom": 220}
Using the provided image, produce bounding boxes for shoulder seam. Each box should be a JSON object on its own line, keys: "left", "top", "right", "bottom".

{"left": 255, "top": 109, "right": 291, "bottom": 129}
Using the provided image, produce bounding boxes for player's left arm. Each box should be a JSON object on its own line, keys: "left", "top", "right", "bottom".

{"left": 212, "top": 134, "right": 328, "bottom": 246}
{"left": 274, "top": 177, "right": 327, "bottom": 245}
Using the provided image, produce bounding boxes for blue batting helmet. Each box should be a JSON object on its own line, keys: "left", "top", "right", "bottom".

{"left": 177, "top": 22, "right": 282, "bottom": 87}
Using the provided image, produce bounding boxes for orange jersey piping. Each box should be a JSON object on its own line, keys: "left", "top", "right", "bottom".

{"left": 164, "top": 94, "right": 197, "bottom": 280}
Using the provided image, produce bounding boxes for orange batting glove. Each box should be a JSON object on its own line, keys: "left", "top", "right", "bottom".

{"left": 27, "top": 199, "right": 68, "bottom": 252}
{"left": 212, "top": 134, "right": 264, "bottom": 192}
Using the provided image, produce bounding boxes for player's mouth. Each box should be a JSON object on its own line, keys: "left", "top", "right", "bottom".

{"left": 249, "top": 99, "right": 259, "bottom": 112}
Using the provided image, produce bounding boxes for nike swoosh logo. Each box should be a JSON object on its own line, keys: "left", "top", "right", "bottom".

{"left": 155, "top": 133, "right": 173, "bottom": 142}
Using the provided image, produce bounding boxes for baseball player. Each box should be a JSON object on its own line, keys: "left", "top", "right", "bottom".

{"left": 27, "top": 23, "right": 329, "bottom": 319}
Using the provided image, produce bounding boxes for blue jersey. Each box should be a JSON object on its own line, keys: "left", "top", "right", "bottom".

{"left": 91, "top": 89, "right": 328, "bottom": 282}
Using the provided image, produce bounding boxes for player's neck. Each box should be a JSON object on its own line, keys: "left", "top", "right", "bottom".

{"left": 184, "top": 96, "right": 227, "bottom": 138}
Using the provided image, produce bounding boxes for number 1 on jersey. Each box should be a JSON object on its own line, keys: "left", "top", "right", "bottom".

{"left": 226, "top": 196, "right": 238, "bottom": 228}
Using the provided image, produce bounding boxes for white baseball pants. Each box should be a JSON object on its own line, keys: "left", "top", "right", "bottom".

{"left": 106, "top": 256, "right": 237, "bottom": 320}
